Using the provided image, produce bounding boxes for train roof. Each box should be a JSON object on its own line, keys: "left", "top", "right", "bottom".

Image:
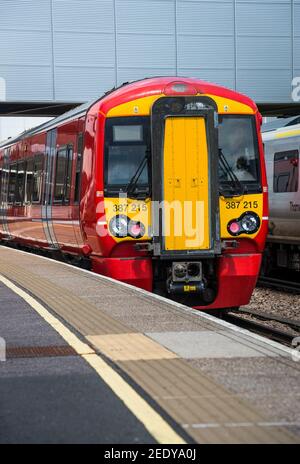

{"left": 0, "top": 76, "right": 258, "bottom": 150}
{"left": 0, "top": 100, "right": 91, "bottom": 149}
{"left": 262, "top": 121, "right": 300, "bottom": 142}
{"left": 262, "top": 115, "right": 300, "bottom": 133}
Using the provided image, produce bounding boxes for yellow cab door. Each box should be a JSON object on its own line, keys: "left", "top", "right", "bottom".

{"left": 151, "top": 97, "right": 220, "bottom": 257}
{"left": 163, "top": 116, "right": 210, "bottom": 251}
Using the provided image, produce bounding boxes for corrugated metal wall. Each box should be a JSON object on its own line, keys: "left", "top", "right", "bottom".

{"left": 0, "top": 0, "right": 298, "bottom": 103}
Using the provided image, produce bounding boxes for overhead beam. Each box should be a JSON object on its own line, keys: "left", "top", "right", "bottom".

{"left": 257, "top": 102, "right": 300, "bottom": 117}
{"left": 0, "top": 101, "right": 82, "bottom": 117}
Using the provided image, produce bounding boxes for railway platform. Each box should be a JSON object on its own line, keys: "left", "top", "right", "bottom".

{"left": 0, "top": 245, "right": 299, "bottom": 444}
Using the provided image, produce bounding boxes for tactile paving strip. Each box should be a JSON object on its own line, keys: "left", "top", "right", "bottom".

{"left": 87, "top": 333, "right": 178, "bottom": 361}
{"left": 0, "top": 260, "right": 130, "bottom": 336}
{"left": 118, "top": 358, "right": 296, "bottom": 444}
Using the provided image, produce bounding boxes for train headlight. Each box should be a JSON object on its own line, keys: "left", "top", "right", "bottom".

{"left": 240, "top": 212, "right": 260, "bottom": 234}
{"left": 128, "top": 220, "right": 145, "bottom": 238}
{"left": 227, "top": 212, "right": 260, "bottom": 236}
{"left": 109, "top": 215, "right": 129, "bottom": 237}
{"left": 164, "top": 81, "right": 198, "bottom": 96}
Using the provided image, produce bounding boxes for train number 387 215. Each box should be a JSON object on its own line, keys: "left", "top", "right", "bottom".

{"left": 113, "top": 203, "right": 147, "bottom": 212}
{"left": 225, "top": 200, "right": 259, "bottom": 209}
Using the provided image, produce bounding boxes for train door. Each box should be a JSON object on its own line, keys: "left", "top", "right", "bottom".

{"left": 0, "top": 148, "right": 11, "bottom": 239}
{"left": 42, "top": 129, "right": 59, "bottom": 249}
{"left": 151, "top": 96, "right": 220, "bottom": 257}
{"left": 72, "top": 131, "right": 84, "bottom": 248}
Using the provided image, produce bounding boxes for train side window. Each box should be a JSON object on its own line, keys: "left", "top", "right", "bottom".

{"left": 74, "top": 133, "right": 83, "bottom": 204}
{"left": 54, "top": 145, "right": 73, "bottom": 204}
{"left": 273, "top": 150, "right": 299, "bottom": 192}
{"left": 25, "top": 159, "right": 34, "bottom": 204}
{"left": 0, "top": 167, "right": 4, "bottom": 203}
{"left": 65, "top": 145, "right": 73, "bottom": 204}
{"left": 32, "top": 155, "right": 43, "bottom": 203}
{"left": 8, "top": 164, "right": 17, "bottom": 204}
{"left": 2, "top": 149, "right": 10, "bottom": 203}
{"left": 54, "top": 147, "right": 67, "bottom": 203}
{"left": 15, "top": 161, "right": 26, "bottom": 205}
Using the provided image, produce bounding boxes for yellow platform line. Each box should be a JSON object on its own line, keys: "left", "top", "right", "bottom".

{"left": 0, "top": 273, "right": 186, "bottom": 445}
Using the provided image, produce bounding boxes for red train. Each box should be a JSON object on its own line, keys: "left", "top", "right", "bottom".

{"left": 0, "top": 77, "right": 268, "bottom": 310}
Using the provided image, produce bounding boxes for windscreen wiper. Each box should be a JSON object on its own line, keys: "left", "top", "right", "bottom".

{"left": 218, "top": 149, "right": 245, "bottom": 197}
{"left": 126, "top": 149, "right": 150, "bottom": 198}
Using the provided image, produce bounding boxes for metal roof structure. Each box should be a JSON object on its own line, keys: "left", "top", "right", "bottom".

{"left": 0, "top": 0, "right": 299, "bottom": 117}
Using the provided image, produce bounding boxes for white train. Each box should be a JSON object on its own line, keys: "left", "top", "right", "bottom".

{"left": 262, "top": 119, "right": 300, "bottom": 274}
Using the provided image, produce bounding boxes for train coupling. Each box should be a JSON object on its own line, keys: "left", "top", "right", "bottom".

{"left": 167, "top": 261, "right": 204, "bottom": 294}
{"left": 168, "top": 280, "right": 205, "bottom": 294}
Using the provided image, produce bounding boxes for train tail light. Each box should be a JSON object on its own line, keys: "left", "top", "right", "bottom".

{"left": 228, "top": 220, "right": 240, "bottom": 235}
{"left": 128, "top": 220, "right": 145, "bottom": 238}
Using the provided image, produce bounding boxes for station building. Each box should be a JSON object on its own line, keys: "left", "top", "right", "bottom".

{"left": 0, "top": 0, "right": 299, "bottom": 117}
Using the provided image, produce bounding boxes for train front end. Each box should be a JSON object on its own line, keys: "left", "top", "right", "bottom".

{"left": 91, "top": 78, "right": 268, "bottom": 310}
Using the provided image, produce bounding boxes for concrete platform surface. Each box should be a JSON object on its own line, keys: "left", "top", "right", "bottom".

{"left": 0, "top": 245, "right": 299, "bottom": 444}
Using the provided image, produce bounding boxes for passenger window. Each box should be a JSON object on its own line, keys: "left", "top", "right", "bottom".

{"left": 54, "top": 145, "right": 73, "bottom": 203}
{"left": 273, "top": 150, "right": 299, "bottom": 192}
{"left": 32, "top": 155, "right": 44, "bottom": 203}
{"left": 65, "top": 146, "right": 73, "bottom": 204}
{"left": 16, "top": 161, "right": 26, "bottom": 204}
{"left": 54, "top": 147, "right": 67, "bottom": 202}
{"left": 74, "top": 133, "right": 83, "bottom": 203}
{"left": 25, "top": 159, "right": 34, "bottom": 204}
{"left": 8, "top": 164, "right": 17, "bottom": 204}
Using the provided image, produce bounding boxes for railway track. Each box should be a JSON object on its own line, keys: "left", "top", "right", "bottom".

{"left": 224, "top": 308, "right": 299, "bottom": 347}
{"left": 258, "top": 276, "right": 300, "bottom": 294}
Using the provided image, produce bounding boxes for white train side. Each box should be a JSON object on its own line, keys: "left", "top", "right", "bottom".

{"left": 262, "top": 122, "right": 300, "bottom": 273}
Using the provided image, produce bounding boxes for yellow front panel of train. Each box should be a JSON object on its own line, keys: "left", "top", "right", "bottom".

{"left": 163, "top": 116, "right": 210, "bottom": 251}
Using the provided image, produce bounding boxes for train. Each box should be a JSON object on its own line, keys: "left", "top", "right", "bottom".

{"left": 262, "top": 119, "right": 300, "bottom": 275}
{"left": 0, "top": 77, "right": 268, "bottom": 310}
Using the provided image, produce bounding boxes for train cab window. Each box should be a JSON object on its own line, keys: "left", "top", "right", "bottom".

{"left": 273, "top": 150, "right": 299, "bottom": 193}
{"left": 104, "top": 117, "right": 150, "bottom": 197}
{"left": 8, "top": 164, "right": 17, "bottom": 204}
{"left": 32, "top": 155, "right": 43, "bottom": 203}
{"left": 25, "top": 159, "right": 34, "bottom": 204}
{"left": 74, "top": 133, "right": 83, "bottom": 204}
{"left": 15, "top": 161, "right": 26, "bottom": 204}
{"left": 54, "top": 145, "right": 73, "bottom": 203}
{"left": 218, "top": 115, "right": 261, "bottom": 193}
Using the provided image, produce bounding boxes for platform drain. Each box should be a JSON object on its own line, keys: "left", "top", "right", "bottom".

{"left": 6, "top": 345, "right": 77, "bottom": 359}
